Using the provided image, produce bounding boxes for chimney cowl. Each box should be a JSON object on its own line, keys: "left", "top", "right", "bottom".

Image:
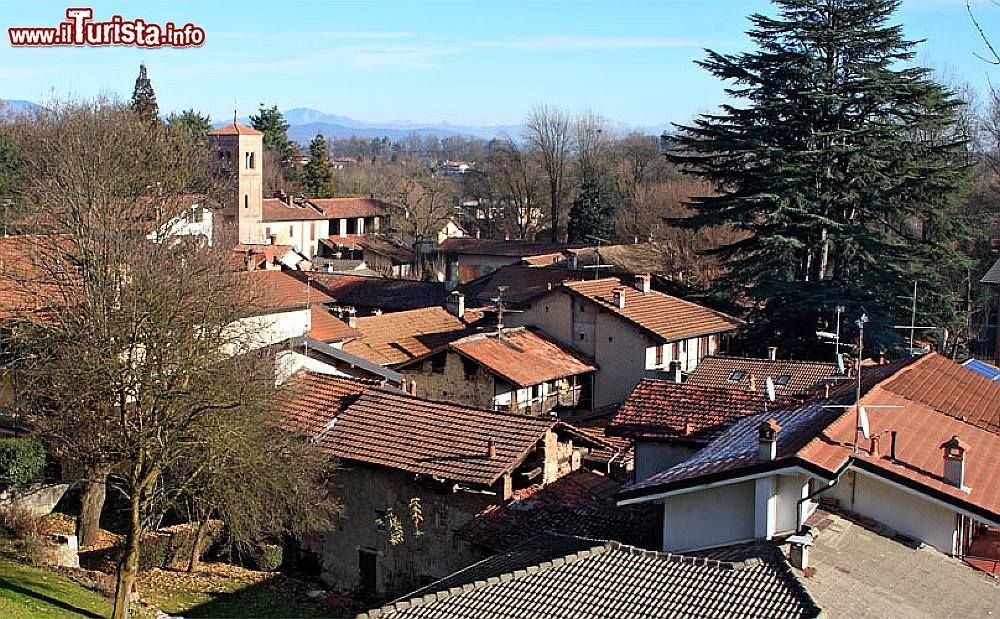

{"left": 635, "top": 274, "right": 651, "bottom": 295}
{"left": 487, "top": 437, "right": 497, "bottom": 459}
{"left": 612, "top": 287, "right": 626, "bottom": 310}
{"left": 940, "top": 435, "right": 968, "bottom": 490}
{"left": 767, "top": 346, "right": 778, "bottom": 361}
{"left": 757, "top": 418, "right": 781, "bottom": 462}
{"left": 869, "top": 435, "right": 880, "bottom": 458}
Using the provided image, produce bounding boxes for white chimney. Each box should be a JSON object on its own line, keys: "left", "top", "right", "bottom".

{"left": 757, "top": 419, "right": 781, "bottom": 462}
{"left": 612, "top": 287, "right": 626, "bottom": 310}
{"left": 669, "top": 360, "right": 683, "bottom": 384}
{"left": 347, "top": 308, "right": 357, "bottom": 329}
{"left": 446, "top": 291, "right": 465, "bottom": 319}
{"left": 635, "top": 274, "right": 651, "bottom": 295}
{"left": 940, "top": 436, "right": 968, "bottom": 490}
{"left": 767, "top": 346, "right": 778, "bottom": 361}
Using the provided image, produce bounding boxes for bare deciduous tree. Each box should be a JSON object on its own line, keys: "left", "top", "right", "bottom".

{"left": 524, "top": 105, "right": 574, "bottom": 241}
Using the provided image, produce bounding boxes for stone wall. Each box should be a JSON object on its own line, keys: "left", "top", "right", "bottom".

{"left": 403, "top": 351, "right": 497, "bottom": 410}
{"left": 0, "top": 483, "right": 70, "bottom": 517}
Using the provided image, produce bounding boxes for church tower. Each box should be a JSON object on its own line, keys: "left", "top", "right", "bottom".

{"left": 207, "top": 120, "right": 264, "bottom": 244}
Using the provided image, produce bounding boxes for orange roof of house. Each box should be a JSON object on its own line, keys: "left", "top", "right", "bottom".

{"left": 343, "top": 306, "right": 483, "bottom": 366}
{"left": 562, "top": 278, "right": 742, "bottom": 342}
{"left": 310, "top": 197, "right": 388, "bottom": 219}
{"left": 686, "top": 355, "right": 837, "bottom": 395}
{"left": 260, "top": 198, "right": 327, "bottom": 222}
{"left": 449, "top": 328, "right": 596, "bottom": 387}
{"left": 243, "top": 270, "right": 334, "bottom": 311}
{"left": 309, "top": 307, "right": 360, "bottom": 343}
{"left": 273, "top": 370, "right": 370, "bottom": 438}
{"left": 207, "top": 122, "right": 263, "bottom": 136}
{"left": 0, "top": 235, "right": 78, "bottom": 316}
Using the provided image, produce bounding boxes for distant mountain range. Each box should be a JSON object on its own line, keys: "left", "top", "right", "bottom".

{"left": 0, "top": 99, "right": 44, "bottom": 116}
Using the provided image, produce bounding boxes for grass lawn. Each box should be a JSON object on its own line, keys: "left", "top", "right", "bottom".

{"left": 0, "top": 536, "right": 117, "bottom": 619}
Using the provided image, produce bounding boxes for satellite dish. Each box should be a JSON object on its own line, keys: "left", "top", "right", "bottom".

{"left": 858, "top": 406, "right": 870, "bottom": 440}
{"left": 765, "top": 377, "right": 776, "bottom": 402}
{"left": 836, "top": 354, "right": 845, "bottom": 375}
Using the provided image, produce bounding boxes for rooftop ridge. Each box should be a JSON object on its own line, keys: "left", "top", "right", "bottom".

{"left": 361, "top": 540, "right": 610, "bottom": 619}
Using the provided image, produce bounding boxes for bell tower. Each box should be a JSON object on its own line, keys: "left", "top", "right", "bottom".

{"left": 207, "top": 118, "right": 264, "bottom": 244}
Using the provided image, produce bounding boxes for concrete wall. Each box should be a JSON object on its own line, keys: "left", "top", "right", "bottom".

{"left": 310, "top": 464, "right": 492, "bottom": 600}
{"left": 825, "top": 470, "right": 958, "bottom": 555}
{"left": 775, "top": 474, "right": 811, "bottom": 535}
{"left": 661, "top": 481, "right": 756, "bottom": 552}
{"left": 634, "top": 441, "right": 698, "bottom": 482}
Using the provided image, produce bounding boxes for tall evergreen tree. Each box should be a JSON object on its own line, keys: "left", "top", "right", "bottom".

{"left": 568, "top": 177, "right": 617, "bottom": 244}
{"left": 167, "top": 109, "right": 212, "bottom": 144}
{"left": 305, "top": 134, "right": 334, "bottom": 198}
{"left": 670, "top": 0, "right": 969, "bottom": 357}
{"left": 130, "top": 63, "right": 159, "bottom": 122}
{"left": 249, "top": 104, "right": 293, "bottom": 163}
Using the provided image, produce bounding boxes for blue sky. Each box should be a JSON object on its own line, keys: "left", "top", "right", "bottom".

{"left": 1, "top": 0, "right": 998, "bottom": 130}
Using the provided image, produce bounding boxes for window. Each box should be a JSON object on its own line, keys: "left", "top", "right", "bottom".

{"left": 775, "top": 374, "right": 792, "bottom": 386}
{"left": 265, "top": 227, "right": 271, "bottom": 238}
{"left": 246, "top": 151, "right": 255, "bottom": 169}
{"left": 654, "top": 346, "right": 664, "bottom": 367}
{"left": 244, "top": 194, "right": 249, "bottom": 209}
{"left": 431, "top": 353, "right": 447, "bottom": 374}
{"left": 728, "top": 370, "right": 746, "bottom": 383}
{"left": 461, "top": 356, "right": 478, "bottom": 380}
{"left": 289, "top": 225, "right": 294, "bottom": 236}
{"left": 579, "top": 333, "right": 586, "bottom": 341}
{"left": 374, "top": 510, "right": 387, "bottom": 531}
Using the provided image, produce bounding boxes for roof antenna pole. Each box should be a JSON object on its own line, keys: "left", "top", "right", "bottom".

{"left": 304, "top": 276, "right": 312, "bottom": 358}
{"left": 495, "top": 286, "right": 507, "bottom": 340}
{"left": 834, "top": 305, "right": 843, "bottom": 365}
{"left": 853, "top": 312, "right": 868, "bottom": 454}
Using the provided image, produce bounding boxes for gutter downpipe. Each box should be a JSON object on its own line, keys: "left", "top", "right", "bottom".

{"left": 796, "top": 463, "right": 851, "bottom": 534}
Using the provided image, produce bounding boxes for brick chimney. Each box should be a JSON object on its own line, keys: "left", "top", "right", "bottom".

{"left": 869, "top": 435, "right": 880, "bottom": 458}
{"left": 940, "top": 436, "right": 968, "bottom": 490}
{"left": 634, "top": 274, "right": 651, "bottom": 295}
{"left": 612, "top": 287, "right": 626, "bottom": 310}
{"left": 445, "top": 291, "right": 465, "bottom": 319}
{"left": 487, "top": 437, "right": 497, "bottom": 459}
{"left": 408, "top": 379, "right": 418, "bottom": 396}
{"left": 757, "top": 418, "right": 781, "bottom": 462}
{"left": 767, "top": 346, "right": 778, "bottom": 361}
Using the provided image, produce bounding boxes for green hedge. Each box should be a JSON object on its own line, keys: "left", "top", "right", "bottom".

{"left": 0, "top": 438, "right": 46, "bottom": 486}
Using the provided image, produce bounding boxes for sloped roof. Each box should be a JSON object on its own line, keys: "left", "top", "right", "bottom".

{"left": 608, "top": 380, "right": 801, "bottom": 444}
{"left": 0, "top": 235, "right": 78, "bottom": 316}
{"left": 308, "top": 307, "right": 360, "bottom": 343}
{"left": 459, "top": 470, "right": 653, "bottom": 553}
{"left": 316, "top": 388, "right": 558, "bottom": 485}
{"left": 561, "top": 278, "right": 742, "bottom": 342}
{"left": 362, "top": 537, "right": 821, "bottom": 619}
{"left": 273, "top": 370, "right": 370, "bottom": 438}
{"left": 461, "top": 265, "right": 584, "bottom": 307}
{"left": 308, "top": 273, "right": 450, "bottom": 311}
{"left": 981, "top": 255, "right": 1000, "bottom": 285}
{"left": 310, "top": 197, "right": 389, "bottom": 219}
{"left": 438, "top": 238, "right": 583, "bottom": 257}
{"left": 207, "top": 121, "right": 263, "bottom": 136}
{"left": 260, "top": 198, "right": 327, "bottom": 222}
{"left": 242, "top": 270, "right": 334, "bottom": 311}
{"left": 355, "top": 236, "right": 413, "bottom": 263}
{"left": 448, "top": 328, "right": 596, "bottom": 387}
{"left": 686, "top": 355, "right": 838, "bottom": 395}
{"left": 963, "top": 358, "right": 1000, "bottom": 383}
{"left": 344, "top": 306, "right": 482, "bottom": 366}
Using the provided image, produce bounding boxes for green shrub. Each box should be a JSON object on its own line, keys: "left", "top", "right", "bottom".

{"left": 0, "top": 438, "right": 46, "bottom": 486}
{"left": 255, "top": 544, "right": 283, "bottom": 572}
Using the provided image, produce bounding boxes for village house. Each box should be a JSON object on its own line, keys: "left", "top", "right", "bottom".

{"left": 436, "top": 238, "right": 585, "bottom": 284}
{"left": 617, "top": 354, "right": 1000, "bottom": 567}
{"left": 342, "top": 299, "right": 484, "bottom": 367}
{"left": 275, "top": 370, "right": 610, "bottom": 600}
{"left": 360, "top": 534, "right": 822, "bottom": 619}
{"left": 307, "top": 273, "right": 452, "bottom": 316}
{"left": 460, "top": 264, "right": 585, "bottom": 310}
{"left": 685, "top": 353, "right": 838, "bottom": 394}
{"left": 507, "top": 275, "right": 742, "bottom": 407}
{"left": 608, "top": 380, "right": 802, "bottom": 481}
{"left": 397, "top": 326, "right": 597, "bottom": 415}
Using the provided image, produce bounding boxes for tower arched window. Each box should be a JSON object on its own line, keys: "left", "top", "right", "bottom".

{"left": 244, "top": 194, "right": 249, "bottom": 209}
{"left": 249, "top": 152, "right": 255, "bottom": 169}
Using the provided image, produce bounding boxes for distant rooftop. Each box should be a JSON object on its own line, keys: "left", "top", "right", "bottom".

{"left": 686, "top": 355, "right": 838, "bottom": 395}
{"left": 207, "top": 121, "right": 263, "bottom": 136}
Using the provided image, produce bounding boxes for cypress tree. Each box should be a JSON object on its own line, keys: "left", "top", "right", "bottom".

{"left": 670, "top": 0, "right": 969, "bottom": 357}
{"left": 130, "top": 63, "right": 159, "bottom": 122}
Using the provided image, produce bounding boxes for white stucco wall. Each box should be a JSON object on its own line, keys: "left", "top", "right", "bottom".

{"left": 662, "top": 481, "right": 756, "bottom": 552}
{"left": 263, "top": 220, "right": 329, "bottom": 258}
{"left": 635, "top": 441, "right": 698, "bottom": 482}
{"left": 776, "top": 474, "right": 812, "bottom": 535}
{"left": 274, "top": 349, "right": 353, "bottom": 386}
{"left": 224, "top": 308, "right": 310, "bottom": 354}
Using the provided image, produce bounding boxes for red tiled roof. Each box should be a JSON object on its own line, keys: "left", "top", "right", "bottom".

{"left": 260, "top": 198, "right": 327, "bottom": 222}
{"left": 309, "top": 307, "right": 360, "bottom": 343}
{"left": 0, "top": 235, "right": 78, "bottom": 316}
{"left": 242, "top": 270, "right": 335, "bottom": 310}
{"left": 273, "top": 371, "right": 370, "bottom": 438}
{"left": 464, "top": 265, "right": 585, "bottom": 306}
{"left": 310, "top": 197, "right": 388, "bottom": 219}
{"left": 208, "top": 122, "right": 263, "bottom": 136}
{"left": 686, "top": 355, "right": 838, "bottom": 395}
{"left": 307, "top": 273, "right": 449, "bottom": 312}
{"left": 318, "top": 388, "right": 559, "bottom": 485}
{"left": 459, "top": 470, "right": 652, "bottom": 552}
{"left": 343, "top": 306, "right": 483, "bottom": 366}
{"left": 561, "top": 278, "right": 742, "bottom": 342}
{"left": 608, "top": 380, "right": 801, "bottom": 443}
{"left": 450, "top": 328, "right": 596, "bottom": 387}
{"left": 878, "top": 353, "right": 1000, "bottom": 433}
{"left": 439, "top": 238, "right": 584, "bottom": 257}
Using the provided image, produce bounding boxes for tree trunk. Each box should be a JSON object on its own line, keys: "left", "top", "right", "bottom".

{"left": 112, "top": 494, "right": 142, "bottom": 619}
{"left": 76, "top": 464, "right": 108, "bottom": 547}
{"left": 187, "top": 518, "right": 209, "bottom": 573}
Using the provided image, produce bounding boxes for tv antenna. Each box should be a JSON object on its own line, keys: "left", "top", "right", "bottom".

{"left": 816, "top": 305, "right": 846, "bottom": 368}
{"left": 583, "top": 235, "right": 613, "bottom": 280}
{"left": 489, "top": 286, "right": 523, "bottom": 340}
{"left": 892, "top": 280, "right": 936, "bottom": 356}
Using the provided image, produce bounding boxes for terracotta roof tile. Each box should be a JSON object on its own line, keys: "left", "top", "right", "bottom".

{"left": 309, "top": 307, "right": 360, "bottom": 343}
{"left": 318, "top": 389, "right": 558, "bottom": 485}
{"left": 0, "top": 235, "right": 78, "bottom": 316}
{"left": 608, "top": 380, "right": 802, "bottom": 443}
{"left": 260, "top": 198, "right": 327, "bottom": 222}
{"left": 562, "top": 277, "right": 742, "bottom": 342}
{"left": 308, "top": 274, "right": 450, "bottom": 312}
{"left": 242, "top": 270, "right": 334, "bottom": 310}
{"left": 207, "top": 121, "right": 263, "bottom": 136}
{"left": 686, "top": 355, "right": 838, "bottom": 395}
{"left": 273, "top": 371, "right": 370, "bottom": 438}
{"left": 461, "top": 265, "right": 585, "bottom": 307}
{"left": 450, "top": 328, "right": 596, "bottom": 387}
{"left": 310, "top": 197, "right": 389, "bottom": 219}
{"left": 343, "top": 306, "right": 483, "bottom": 366}
{"left": 438, "top": 238, "right": 584, "bottom": 257}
